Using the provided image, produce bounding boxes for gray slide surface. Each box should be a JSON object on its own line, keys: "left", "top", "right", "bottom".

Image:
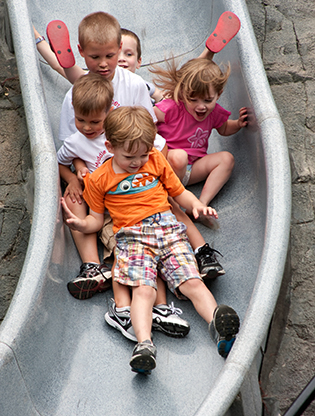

{"left": 1, "top": 0, "right": 291, "bottom": 415}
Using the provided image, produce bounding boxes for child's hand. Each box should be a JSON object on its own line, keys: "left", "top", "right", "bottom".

{"left": 192, "top": 205, "right": 218, "bottom": 221}
{"left": 238, "top": 107, "right": 248, "bottom": 128}
{"left": 64, "top": 177, "right": 83, "bottom": 204}
{"left": 77, "top": 167, "right": 89, "bottom": 182}
{"left": 61, "top": 197, "right": 84, "bottom": 231}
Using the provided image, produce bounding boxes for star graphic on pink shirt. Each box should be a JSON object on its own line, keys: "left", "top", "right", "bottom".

{"left": 187, "top": 128, "right": 209, "bottom": 148}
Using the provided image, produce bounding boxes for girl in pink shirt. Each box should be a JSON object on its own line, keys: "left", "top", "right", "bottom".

{"left": 153, "top": 58, "right": 248, "bottom": 220}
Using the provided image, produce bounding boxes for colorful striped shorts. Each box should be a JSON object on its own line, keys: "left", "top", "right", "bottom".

{"left": 113, "top": 211, "right": 201, "bottom": 299}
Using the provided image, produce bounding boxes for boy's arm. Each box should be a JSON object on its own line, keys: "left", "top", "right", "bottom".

{"left": 151, "top": 87, "right": 164, "bottom": 103}
{"left": 217, "top": 107, "right": 248, "bottom": 136}
{"left": 59, "top": 164, "right": 83, "bottom": 204}
{"left": 73, "top": 158, "right": 89, "bottom": 182}
{"left": 33, "top": 25, "right": 86, "bottom": 84}
{"left": 174, "top": 189, "right": 218, "bottom": 220}
{"left": 61, "top": 198, "right": 104, "bottom": 233}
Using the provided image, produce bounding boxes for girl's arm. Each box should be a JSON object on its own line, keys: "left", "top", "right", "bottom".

{"left": 174, "top": 189, "right": 218, "bottom": 220}
{"left": 217, "top": 106, "right": 248, "bottom": 136}
{"left": 61, "top": 198, "right": 104, "bottom": 233}
{"left": 153, "top": 106, "right": 166, "bottom": 123}
{"left": 59, "top": 164, "right": 83, "bottom": 204}
{"left": 33, "top": 25, "right": 86, "bottom": 84}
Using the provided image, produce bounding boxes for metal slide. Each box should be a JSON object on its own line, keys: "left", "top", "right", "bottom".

{"left": 1, "top": 0, "right": 291, "bottom": 415}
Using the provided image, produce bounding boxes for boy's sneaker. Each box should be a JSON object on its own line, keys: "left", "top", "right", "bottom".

{"left": 209, "top": 304, "right": 240, "bottom": 358}
{"left": 67, "top": 262, "right": 111, "bottom": 300}
{"left": 104, "top": 299, "right": 137, "bottom": 342}
{"left": 152, "top": 302, "right": 190, "bottom": 337}
{"left": 196, "top": 244, "right": 225, "bottom": 280}
{"left": 129, "top": 340, "right": 157, "bottom": 375}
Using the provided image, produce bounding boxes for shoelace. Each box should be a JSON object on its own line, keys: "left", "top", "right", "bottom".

{"left": 200, "top": 245, "right": 223, "bottom": 259}
{"left": 167, "top": 302, "right": 183, "bottom": 316}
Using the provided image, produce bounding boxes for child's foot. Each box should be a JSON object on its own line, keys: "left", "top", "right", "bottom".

{"left": 129, "top": 340, "right": 157, "bottom": 375}
{"left": 195, "top": 244, "right": 225, "bottom": 280}
{"left": 152, "top": 302, "right": 190, "bottom": 337}
{"left": 104, "top": 298, "right": 137, "bottom": 342}
{"left": 46, "top": 20, "right": 75, "bottom": 68}
{"left": 209, "top": 305, "right": 240, "bottom": 358}
{"left": 206, "top": 11, "right": 241, "bottom": 53}
{"left": 67, "top": 262, "right": 111, "bottom": 300}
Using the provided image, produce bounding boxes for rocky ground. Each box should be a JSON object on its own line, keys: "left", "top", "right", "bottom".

{"left": 1, "top": 0, "right": 315, "bottom": 414}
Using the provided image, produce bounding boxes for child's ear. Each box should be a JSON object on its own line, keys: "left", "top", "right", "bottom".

{"left": 78, "top": 44, "right": 84, "bottom": 57}
{"left": 105, "top": 140, "right": 114, "bottom": 153}
{"left": 136, "top": 57, "right": 142, "bottom": 70}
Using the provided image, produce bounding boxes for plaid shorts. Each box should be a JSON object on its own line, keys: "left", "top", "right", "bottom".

{"left": 113, "top": 211, "right": 201, "bottom": 299}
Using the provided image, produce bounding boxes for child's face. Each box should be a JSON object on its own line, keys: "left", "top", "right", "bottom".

{"left": 184, "top": 84, "right": 220, "bottom": 122}
{"left": 78, "top": 40, "right": 122, "bottom": 80}
{"left": 74, "top": 110, "right": 107, "bottom": 140}
{"left": 118, "top": 35, "right": 141, "bottom": 73}
{"left": 106, "top": 141, "right": 150, "bottom": 174}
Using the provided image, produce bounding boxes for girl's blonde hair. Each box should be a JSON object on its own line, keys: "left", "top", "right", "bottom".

{"left": 150, "top": 57, "right": 230, "bottom": 103}
{"left": 78, "top": 12, "right": 121, "bottom": 50}
{"left": 104, "top": 106, "right": 156, "bottom": 153}
{"left": 72, "top": 73, "right": 113, "bottom": 115}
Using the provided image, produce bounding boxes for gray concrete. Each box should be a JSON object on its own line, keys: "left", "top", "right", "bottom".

{"left": 0, "top": 0, "right": 311, "bottom": 415}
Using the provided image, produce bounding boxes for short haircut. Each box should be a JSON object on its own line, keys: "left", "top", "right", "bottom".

{"left": 72, "top": 73, "right": 114, "bottom": 115}
{"left": 78, "top": 11, "right": 121, "bottom": 50}
{"left": 151, "top": 57, "right": 230, "bottom": 103}
{"left": 104, "top": 106, "right": 156, "bottom": 153}
{"left": 121, "top": 28, "right": 141, "bottom": 59}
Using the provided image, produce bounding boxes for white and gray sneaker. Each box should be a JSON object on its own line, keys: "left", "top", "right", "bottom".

{"left": 152, "top": 302, "right": 190, "bottom": 337}
{"left": 104, "top": 299, "right": 137, "bottom": 342}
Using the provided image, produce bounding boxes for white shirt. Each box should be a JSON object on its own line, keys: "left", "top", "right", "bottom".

{"left": 59, "top": 66, "right": 157, "bottom": 141}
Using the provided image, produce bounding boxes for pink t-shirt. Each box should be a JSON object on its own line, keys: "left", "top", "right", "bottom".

{"left": 156, "top": 99, "right": 231, "bottom": 164}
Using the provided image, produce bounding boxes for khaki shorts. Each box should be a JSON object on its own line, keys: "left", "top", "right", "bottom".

{"left": 99, "top": 213, "right": 116, "bottom": 260}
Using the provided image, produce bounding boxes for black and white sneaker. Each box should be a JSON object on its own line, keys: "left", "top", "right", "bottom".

{"left": 195, "top": 244, "right": 225, "bottom": 280}
{"left": 209, "top": 304, "right": 240, "bottom": 358}
{"left": 67, "top": 262, "right": 112, "bottom": 300}
{"left": 129, "top": 340, "right": 157, "bottom": 374}
{"left": 152, "top": 302, "right": 190, "bottom": 337}
{"left": 104, "top": 299, "right": 137, "bottom": 342}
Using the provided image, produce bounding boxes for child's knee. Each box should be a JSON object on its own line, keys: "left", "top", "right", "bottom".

{"left": 168, "top": 149, "right": 188, "bottom": 171}
{"left": 65, "top": 194, "right": 87, "bottom": 217}
{"left": 179, "top": 277, "right": 205, "bottom": 296}
{"left": 133, "top": 285, "right": 156, "bottom": 302}
{"left": 221, "top": 151, "right": 235, "bottom": 171}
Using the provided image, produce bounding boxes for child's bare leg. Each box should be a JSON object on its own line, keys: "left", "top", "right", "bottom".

{"left": 130, "top": 286, "right": 156, "bottom": 342}
{"left": 167, "top": 149, "right": 188, "bottom": 182}
{"left": 188, "top": 151, "right": 234, "bottom": 208}
{"left": 64, "top": 194, "right": 100, "bottom": 263}
{"left": 113, "top": 281, "right": 132, "bottom": 308}
{"left": 179, "top": 278, "right": 217, "bottom": 323}
{"left": 155, "top": 277, "right": 168, "bottom": 305}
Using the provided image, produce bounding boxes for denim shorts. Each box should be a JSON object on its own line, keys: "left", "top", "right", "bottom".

{"left": 113, "top": 211, "right": 201, "bottom": 299}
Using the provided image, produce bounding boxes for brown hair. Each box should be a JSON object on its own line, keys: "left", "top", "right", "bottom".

{"left": 104, "top": 106, "right": 156, "bottom": 153}
{"left": 121, "top": 28, "right": 141, "bottom": 59}
{"left": 78, "top": 12, "right": 121, "bottom": 50}
{"left": 150, "top": 57, "right": 230, "bottom": 103}
{"left": 72, "top": 73, "right": 113, "bottom": 115}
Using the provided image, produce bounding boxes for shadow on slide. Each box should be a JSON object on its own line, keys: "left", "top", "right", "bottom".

{"left": 1, "top": 0, "right": 291, "bottom": 415}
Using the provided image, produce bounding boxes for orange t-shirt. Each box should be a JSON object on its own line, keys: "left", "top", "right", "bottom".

{"left": 83, "top": 147, "right": 185, "bottom": 233}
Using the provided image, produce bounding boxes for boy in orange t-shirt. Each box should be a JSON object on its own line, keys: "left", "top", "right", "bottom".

{"left": 61, "top": 106, "right": 240, "bottom": 374}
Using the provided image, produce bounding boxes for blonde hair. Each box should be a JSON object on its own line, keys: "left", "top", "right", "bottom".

{"left": 72, "top": 73, "right": 113, "bottom": 115}
{"left": 121, "top": 28, "right": 141, "bottom": 59}
{"left": 150, "top": 57, "right": 230, "bottom": 103}
{"left": 104, "top": 106, "right": 156, "bottom": 153}
{"left": 78, "top": 12, "right": 121, "bottom": 50}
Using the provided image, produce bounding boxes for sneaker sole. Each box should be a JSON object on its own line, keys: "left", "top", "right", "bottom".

{"left": 152, "top": 321, "right": 190, "bottom": 338}
{"left": 104, "top": 313, "right": 137, "bottom": 343}
{"left": 202, "top": 268, "right": 226, "bottom": 280}
{"left": 214, "top": 306, "right": 240, "bottom": 358}
{"left": 67, "top": 278, "right": 105, "bottom": 300}
{"left": 130, "top": 353, "right": 156, "bottom": 374}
